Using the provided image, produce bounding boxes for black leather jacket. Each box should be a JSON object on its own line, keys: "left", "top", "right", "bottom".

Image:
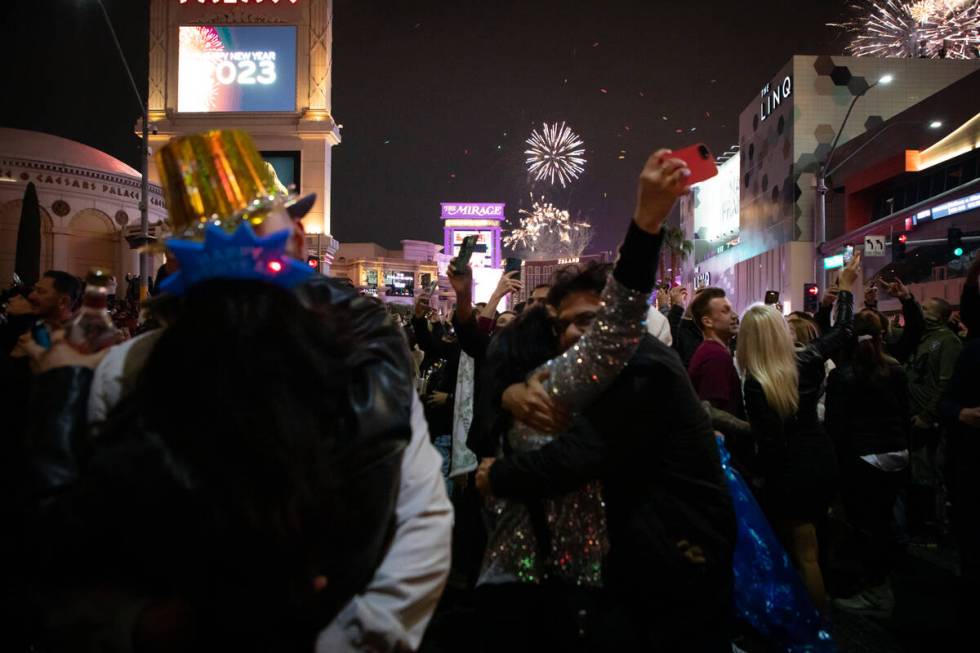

{"left": 489, "top": 336, "right": 736, "bottom": 608}
{"left": 21, "top": 277, "right": 414, "bottom": 651}
{"left": 743, "top": 291, "right": 854, "bottom": 479}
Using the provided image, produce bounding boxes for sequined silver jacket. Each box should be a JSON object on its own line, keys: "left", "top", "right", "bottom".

{"left": 480, "top": 275, "right": 651, "bottom": 587}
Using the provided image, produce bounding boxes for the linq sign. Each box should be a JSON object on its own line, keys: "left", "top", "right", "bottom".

{"left": 760, "top": 76, "right": 792, "bottom": 122}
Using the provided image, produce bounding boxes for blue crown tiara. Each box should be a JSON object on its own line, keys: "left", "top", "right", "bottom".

{"left": 159, "top": 222, "right": 314, "bottom": 295}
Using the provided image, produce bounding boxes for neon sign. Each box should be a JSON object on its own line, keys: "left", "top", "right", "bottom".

{"left": 440, "top": 203, "right": 505, "bottom": 219}
{"left": 760, "top": 76, "right": 792, "bottom": 122}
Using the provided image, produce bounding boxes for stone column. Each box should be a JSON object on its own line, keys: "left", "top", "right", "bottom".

{"left": 50, "top": 228, "right": 71, "bottom": 272}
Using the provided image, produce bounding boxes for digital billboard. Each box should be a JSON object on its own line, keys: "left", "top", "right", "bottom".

{"left": 385, "top": 271, "right": 415, "bottom": 297}
{"left": 178, "top": 25, "right": 297, "bottom": 112}
{"left": 692, "top": 156, "right": 740, "bottom": 262}
{"left": 261, "top": 151, "right": 300, "bottom": 193}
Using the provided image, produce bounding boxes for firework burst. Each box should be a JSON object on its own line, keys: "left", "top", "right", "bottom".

{"left": 504, "top": 198, "right": 592, "bottom": 260}
{"left": 178, "top": 26, "right": 225, "bottom": 112}
{"left": 832, "top": 0, "right": 980, "bottom": 59}
{"left": 524, "top": 122, "right": 587, "bottom": 188}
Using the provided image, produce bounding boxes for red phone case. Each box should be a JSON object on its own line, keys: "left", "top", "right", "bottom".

{"left": 668, "top": 143, "right": 718, "bottom": 186}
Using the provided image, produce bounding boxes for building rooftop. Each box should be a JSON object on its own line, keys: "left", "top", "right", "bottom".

{"left": 0, "top": 127, "right": 141, "bottom": 178}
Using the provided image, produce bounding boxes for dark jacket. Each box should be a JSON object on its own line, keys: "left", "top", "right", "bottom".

{"left": 826, "top": 361, "right": 911, "bottom": 458}
{"left": 667, "top": 304, "right": 702, "bottom": 368}
{"left": 21, "top": 278, "right": 414, "bottom": 650}
{"left": 815, "top": 294, "right": 924, "bottom": 364}
{"left": 411, "top": 316, "right": 454, "bottom": 375}
{"left": 453, "top": 311, "right": 492, "bottom": 362}
{"left": 489, "top": 336, "right": 735, "bottom": 617}
{"left": 412, "top": 316, "right": 460, "bottom": 437}
{"left": 940, "top": 339, "right": 980, "bottom": 494}
{"left": 906, "top": 318, "right": 963, "bottom": 423}
{"left": 743, "top": 291, "right": 853, "bottom": 518}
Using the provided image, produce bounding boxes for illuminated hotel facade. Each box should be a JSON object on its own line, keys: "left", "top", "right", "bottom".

{"left": 681, "top": 56, "right": 980, "bottom": 315}
{"left": 146, "top": 0, "right": 341, "bottom": 266}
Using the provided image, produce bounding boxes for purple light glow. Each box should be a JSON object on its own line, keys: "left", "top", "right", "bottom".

{"left": 440, "top": 203, "right": 506, "bottom": 220}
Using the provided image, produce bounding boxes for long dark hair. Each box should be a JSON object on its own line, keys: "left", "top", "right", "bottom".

{"left": 486, "top": 305, "right": 560, "bottom": 391}
{"left": 850, "top": 310, "right": 889, "bottom": 378}
{"left": 110, "top": 279, "right": 352, "bottom": 649}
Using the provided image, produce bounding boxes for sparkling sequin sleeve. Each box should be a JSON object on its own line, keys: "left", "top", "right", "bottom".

{"left": 540, "top": 274, "right": 650, "bottom": 408}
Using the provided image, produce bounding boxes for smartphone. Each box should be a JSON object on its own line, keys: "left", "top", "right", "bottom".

{"left": 31, "top": 321, "right": 51, "bottom": 350}
{"left": 764, "top": 290, "right": 780, "bottom": 305}
{"left": 669, "top": 143, "right": 718, "bottom": 186}
{"left": 843, "top": 245, "right": 854, "bottom": 264}
{"left": 453, "top": 235, "right": 479, "bottom": 274}
{"left": 504, "top": 257, "right": 523, "bottom": 276}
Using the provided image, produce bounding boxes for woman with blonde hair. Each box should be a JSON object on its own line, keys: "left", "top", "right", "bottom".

{"left": 736, "top": 253, "right": 860, "bottom": 613}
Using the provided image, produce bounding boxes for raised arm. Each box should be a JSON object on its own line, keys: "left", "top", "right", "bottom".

{"left": 808, "top": 253, "right": 860, "bottom": 362}
{"left": 541, "top": 148, "right": 691, "bottom": 408}
{"left": 882, "top": 278, "right": 924, "bottom": 364}
{"left": 481, "top": 271, "right": 522, "bottom": 321}
{"left": 452, "top": 310, "right": 491, "bottom": 361}
{"left": 541, "top": 227, "right": 660, "bottom": 406}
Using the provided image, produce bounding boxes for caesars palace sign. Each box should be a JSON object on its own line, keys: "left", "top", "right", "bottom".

{"left": 0, "top": 165, "right": 165, "bottom": 209}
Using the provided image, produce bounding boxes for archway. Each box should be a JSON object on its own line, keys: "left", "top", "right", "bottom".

{"left": 0, "top": 199, "right": 54, "bottom": 285}
{"left": 67, "top": 208, "right": 119, "bottom": 278}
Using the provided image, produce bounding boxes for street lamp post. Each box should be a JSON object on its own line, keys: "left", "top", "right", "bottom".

{"left": 814, "top": 74, "right": 892, "bottom": 291}
{"left": 93, "top": 0, "right": 150, "bottom": 299}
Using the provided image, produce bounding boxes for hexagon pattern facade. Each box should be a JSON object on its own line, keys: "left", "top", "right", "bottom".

{"left": 694, "top": 55, "right": 980, "bottom": 311}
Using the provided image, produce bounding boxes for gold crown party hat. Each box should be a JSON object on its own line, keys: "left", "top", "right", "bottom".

{"left": 155, "top": 129, "right": 313, "bottom": 238}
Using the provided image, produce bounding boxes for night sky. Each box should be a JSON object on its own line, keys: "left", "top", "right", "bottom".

{"left": 1, "top": 0, "right": 853, "bottom": 253}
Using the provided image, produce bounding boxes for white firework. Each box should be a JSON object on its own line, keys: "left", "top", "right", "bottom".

{"left": 524, "top": 122, "right": 587, "bottom": 188}
{"left": 504, "top": 198, "right": 592, "bottom": 260}
{"left": 832, "top": 0, "right": 980, "bottom": 59}
{"left": 178, "top": 26, "right": 224, "bottom": 112}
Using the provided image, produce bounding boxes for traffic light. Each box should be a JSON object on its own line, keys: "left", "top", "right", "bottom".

{"left": 804, "top": 283, "right": 820, "bottom": 314}
{"left": 307, "top": 255, "right": 320, "bottom": 270}
{"left": 892, "top": 232, "right": 907, "bottom": 262}
{"left": 948, "top": 227, "right": 964, "bottom": 258}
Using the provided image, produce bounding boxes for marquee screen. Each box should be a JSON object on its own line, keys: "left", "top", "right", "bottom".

{"left": 178, "top": 25, "right": 297, "bottom": 112}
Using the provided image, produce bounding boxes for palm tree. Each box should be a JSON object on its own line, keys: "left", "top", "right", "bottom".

{"left": 15, "top": 182, "right": 41, "bottom": 287}
{"left": 661, "top": 225, "right": 694, "bottom": 287}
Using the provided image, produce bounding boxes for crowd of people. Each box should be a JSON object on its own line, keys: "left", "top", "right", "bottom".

{"left": 0, "top": 131, "right": 977, "bottom": 652}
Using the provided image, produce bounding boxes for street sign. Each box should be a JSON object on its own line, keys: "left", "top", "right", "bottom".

{"left": 864, "top": 234, "right": 886, "bottom": 257}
